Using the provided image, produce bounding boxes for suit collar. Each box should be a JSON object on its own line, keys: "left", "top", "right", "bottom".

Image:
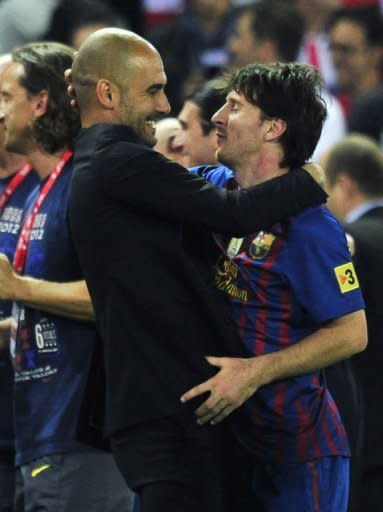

{"left": 345, "top": 200, "right": 383, "bottom": 223}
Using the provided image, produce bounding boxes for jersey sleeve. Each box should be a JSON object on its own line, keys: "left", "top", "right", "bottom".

{"left": 188, "top": 165, "right": 234, "bottom": 187}
{"left": 282, "top": 207, "right": 365, "bottom": 324}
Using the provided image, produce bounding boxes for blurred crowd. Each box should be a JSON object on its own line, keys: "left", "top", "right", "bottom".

{"left": 0, "top": 1, "right": 383, "bottom": 512}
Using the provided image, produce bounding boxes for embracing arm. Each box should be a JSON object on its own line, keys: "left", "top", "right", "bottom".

{"left": 181, "top": 310, "right": 367, "bottom": 425}
{"left": 0, "top": 254, "right": 94, "bottom": 322}
{"left": 106, "top": 150, "right": 328, "bottom": 236}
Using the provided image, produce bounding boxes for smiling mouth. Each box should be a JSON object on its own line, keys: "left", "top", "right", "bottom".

{"left": 146, "top": 120, "right": 157, "bottom": 132}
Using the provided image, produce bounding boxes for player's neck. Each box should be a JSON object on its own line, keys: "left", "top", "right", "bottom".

{"left": 27, "top": 147, "right": 69, "bottom": 180}
{"left": 235, "top": 150, "right": 288, "bottom": 189}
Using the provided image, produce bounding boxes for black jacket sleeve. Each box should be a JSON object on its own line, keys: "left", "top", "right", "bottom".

{"left": 104, "top": 149, "right": 327, "bottom": 236}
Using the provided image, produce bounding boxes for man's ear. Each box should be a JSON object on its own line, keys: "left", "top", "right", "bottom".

{"left": 33, "top": 90, "right": 49, "bottom": 118}
{"left": 95, "top": 79, "right": 119, "bottom": 110}
{"left": 264, "top": 118, "right": 287, "bottom": 142}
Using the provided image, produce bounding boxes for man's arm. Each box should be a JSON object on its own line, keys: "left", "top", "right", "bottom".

{"left": 0, "top": 254, "right": 94, "bottom": 322}
{"left": 103, "top": 149, "right": 328, "bottom": 236}
{"left": 181, "top": 310, "right": 367, "bottom": 425}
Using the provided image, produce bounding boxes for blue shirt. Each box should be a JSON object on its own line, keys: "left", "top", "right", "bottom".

{"left": 10, "top": 160, "right": 96, "bottom": 466}
{"left": 215, "top": 206, "right": 365, "bottom": 463}
{"left": 196, "top": 166, "right": 365, "bottom": 463}
{"left": 0, "top": 170, "right": 38, "bottom": 452}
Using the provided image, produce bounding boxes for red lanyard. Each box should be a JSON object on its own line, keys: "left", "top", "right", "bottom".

{"left": 0, "top": 163, "right": 33, "bottom": 213}
{"left": 13, "top": 149, "right": 73, "bottom": 274}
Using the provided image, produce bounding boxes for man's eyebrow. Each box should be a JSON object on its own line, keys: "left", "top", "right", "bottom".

{"left": 146, "top": 83, "right": 165, "bottom": 93}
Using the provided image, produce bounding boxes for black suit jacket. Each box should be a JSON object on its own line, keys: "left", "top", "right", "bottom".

{"left": 70, "top": 124, "right": 327, "bottom": 437}
{"left": 346, "top": 206, "right": 383, "bottom": 468}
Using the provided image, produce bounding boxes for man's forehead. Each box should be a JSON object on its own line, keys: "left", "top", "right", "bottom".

{"left": 226, "top": 90, "right": 243, "bottom": 102}
{"left": 1, "top": 61, "right": 24, "bottom": 86}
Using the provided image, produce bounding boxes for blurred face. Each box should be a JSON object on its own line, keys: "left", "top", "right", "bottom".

{"left": 192, "top": 0, "right": 231, "bottom": 20}
{"left": 329, "top": 20, "right": 372, "bottom": 92}
{"left": 0, "top": 59, "right": 11, "bottom": 151}
{"left": 176, "top": 100, "right": 218, "bottom": 166}
{"left": 118, "top": 49, "right": 170, "bottom": 147}
{"left": 296, "top": 0, "right": 340, "bottom": 19}
{"left": 153, "top": 117, "right": 188, "bottom": 165}
{"left": 326, "top": 179, "right": 348, "bottom": 220}
{"left": 212, "top": 90, "right": 269, "bottom": 174}
{"left": 228, "top": 12, "right": 271, "bottom": 68}
{"left": 71, "top": 23, "right": 110, "bottom": 50}
{"left": 0, "top": 62, "right": 35, "bottom": 155}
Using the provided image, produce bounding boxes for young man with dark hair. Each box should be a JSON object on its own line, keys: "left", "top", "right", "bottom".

{"left": 229, "top": 0, "right": 304, "bottom": 67}
{"left": 182, "top": 62, "right": 367, "bottom": 512}
{"left": 0, "top": 42, "right": 134, "bottom": 512}
{"left": 176, "top": 78, "right": 227, "bottom": 167}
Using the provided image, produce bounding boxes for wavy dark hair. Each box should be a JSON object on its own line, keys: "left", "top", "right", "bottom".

{"left": 12, "top": 42, "right": 80, "bottom": 154}
{"left": 227, "top": 62, "right": 327, "bottom": 169}
{"left": 187, "top": 78, "right": 227, "bottom": 135}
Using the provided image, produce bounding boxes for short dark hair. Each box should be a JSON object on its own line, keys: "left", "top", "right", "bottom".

{"left": 228, "top": 62, "right": 327, "bottom": 169}
{"left": 246, "top": 0, "right": 305, "bottom": 62}
{"left": 187, "top": 78, "right": 227, "bottom": 135}
{"left": 328, "top": 6, "right": 383, "bottom": 47}
{"left": 326, "top": 135, "right": 383, "bottom": 196}
{"left": 12, "top": 42, "right": 80, "bottom": 154}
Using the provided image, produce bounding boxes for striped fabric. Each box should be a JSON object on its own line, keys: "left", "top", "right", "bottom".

{"left": 214, "top": 206, "right": 365, "bottom": 463}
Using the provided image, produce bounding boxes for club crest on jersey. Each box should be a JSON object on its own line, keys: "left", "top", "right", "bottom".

{"left": 249, "top": 231, "right": 276, "bottom": 259}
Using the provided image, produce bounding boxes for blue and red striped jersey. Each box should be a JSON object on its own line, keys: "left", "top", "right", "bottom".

{"left": 214, "top": 204, "right": 365, "bottom": 463}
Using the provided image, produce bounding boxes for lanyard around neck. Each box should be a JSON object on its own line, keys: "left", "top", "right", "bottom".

{"left": 13, "top": 149, "right": 73, "bottom": 274}
{"left": 0, "top": 163, "right": 33, "bottom": 213}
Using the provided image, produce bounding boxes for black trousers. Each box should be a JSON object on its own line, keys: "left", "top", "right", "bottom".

{"left": 111, "top": 410, "right": 255, "bottom": 512}
{"left": 0, "top": 451, "right": 15, "bottom": 512}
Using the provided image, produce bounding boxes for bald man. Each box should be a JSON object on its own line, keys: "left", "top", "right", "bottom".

{"left": 69, "top": 28, "right": 327, "bottom": 512}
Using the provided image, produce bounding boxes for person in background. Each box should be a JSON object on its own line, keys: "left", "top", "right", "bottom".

{"left": 175, "top": 78, "right": 227, "bottom": 168}
{"left": 148, "top": 0, "right": 233, "bottom": 113}
{"left": 153, "top": 117, "right": 187, "bottom": 165}
{"left": 44, "top": 0, "right": 127, "bottom": 50}
{"left": 325, "top": 134, "right": 383, "bottom": 512}
{"left": 228, "top": 0, "right": 346, "bottom": 161}
{"left": 295, "top": 0, "right": 340, "bottom": 90}
{"left": 328, "top": 5, "right": 383, "bottom": 117}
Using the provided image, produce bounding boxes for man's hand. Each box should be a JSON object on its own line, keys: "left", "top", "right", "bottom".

{"left": 0, "top": 253, "right": 18, "bottom": 300}
{"left": 180, "top": 356, "right": 263, "bottom": 425}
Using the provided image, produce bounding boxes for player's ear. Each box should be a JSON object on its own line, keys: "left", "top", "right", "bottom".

{"left": 33, "top": 90, "right": 49, "bottom": 118}
{"left": 96, "top": 79, "right": 119, "bottom": 110}
{"left": 264, "top": 118, "right": 286, "bottom": 142}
